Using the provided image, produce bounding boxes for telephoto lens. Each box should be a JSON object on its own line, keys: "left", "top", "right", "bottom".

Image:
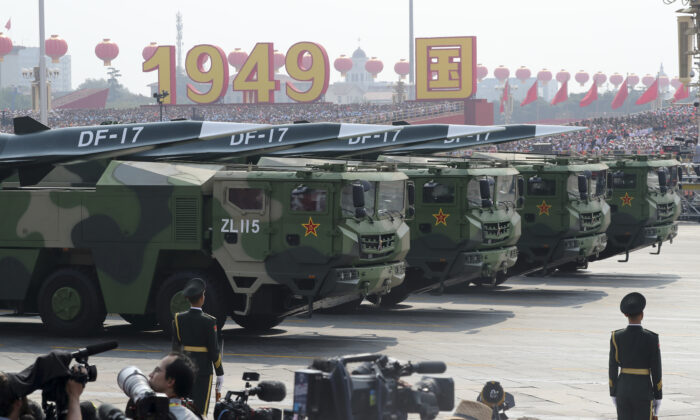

{"left": 117, "top": 367, "right": 154, "bottom": 403}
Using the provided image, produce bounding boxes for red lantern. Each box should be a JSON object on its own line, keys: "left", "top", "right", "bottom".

{"left": 575, "top": 70, "right": 589, "bottom": 86}
{"left": 45, "top": 34, "right": 68, "bottom": 64}
{"left": 142, "top": 42, "right": 158, "bottom": 61}
{"left": 556, "top": 70, "right": 570, "bottom": 84}
{"left": 334, "top": 55, "right": 353, "bottom": 77}
{"left": 515, "top": 66, "right": 531, "bottom": 83}
{"left": 273, "top": 50, "right": 285, "bottom": 72}
{"left": 537, "top": 68, "right": 552, "bottom": 85}
{"left": 476, "top": 64, "right": 488, "bottom": 82}
{"left": 0, "top": 33, "right": 12, "bottom": 62}
{"left": 228, "top": 48, "right": 248, "bottom": 72}
{"left": 671, "top": 77, "right": 682, "bottom": 89}
{"left": 642, "top": 74, "right": 655, "bottom": 87}
{"left": 95, "top": 38, "right": 119, "bottom": 66}
{"left": 365, "top": 57, "right": 383, "bottom": 78}
{"left": 593, "top": 71, "right": 606, "bottom": 86}
{"left": 627, "top": 74, "right": 639, "bottom": 87}
{"left": 659, "top": 74, "right": 670, "bottom": 89}
{"left": 609, "top": 73, "right": 623, "bottom": 87}
{"left": 394, "top": 59, "right": 410, "bottom": 79}
{"left": 493, "top": 65, "right": 509, "bottom": 83}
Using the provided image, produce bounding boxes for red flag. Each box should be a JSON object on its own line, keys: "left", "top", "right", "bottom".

{"left": 521, "top": 80, "right": 538, "bottom": 106}
{"left": 500, "top": 81, "right": 509, "bottom": 114}
{"left": 673, "top": 83, "right": 689, "bottom": 102}
{"left": 636, "top": 78, "right": 658, "bottom": 105}
{"left": 4, "top": 18, "right": 9, "bottom": 31}
{"left": 579, "top": 82, "right": 598, "bottom": 107}
{"left": 551, "top": 81, "right": 568, "bottom": 105}
{"left": 611, "top": 78, "right": 628, "bottom": 109}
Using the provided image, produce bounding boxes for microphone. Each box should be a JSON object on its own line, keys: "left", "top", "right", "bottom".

{"left": 253, "top": 381, "right": 286, "bottom": 402}
{"left": 98, "top": 403, "right": 127, "bottom": 420}
{"left": 412, "top": 361, "right": 446, "bottom": 374}
{"left": 72, "top": 341, "right": 119, "bottom": 360}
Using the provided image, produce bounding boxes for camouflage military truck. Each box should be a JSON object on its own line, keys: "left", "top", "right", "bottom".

{"left": 0, "top": 159, "right": 409, "bottom": 335}
{"left": 374, "top": 156, "right": 521, "bottom": 304}
{"left": 482, "top": 155, "right": 611, "bottom": 276}
{"left": 591, "top": 155, "right": 681, "bottom": 262}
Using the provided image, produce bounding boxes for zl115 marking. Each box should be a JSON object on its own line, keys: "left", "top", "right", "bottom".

{"left": 78, "top": 127, "right": 145, "bottom": 147}
{"left": 221, "top": 218, "right": 261, "bottom": 233}
{"left": 230, "top": 127, "right": 289, "bottom": 146}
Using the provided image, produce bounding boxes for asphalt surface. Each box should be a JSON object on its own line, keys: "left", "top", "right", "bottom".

{"left": 1, "top": 222, "right": 699, "bottom": 419}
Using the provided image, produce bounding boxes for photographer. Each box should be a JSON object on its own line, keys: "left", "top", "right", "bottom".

{"left": 146, "top": 353, "right": 199, "bottom": 420}
{"left": 1, "top": 371, "right": 84, "bottom": 420}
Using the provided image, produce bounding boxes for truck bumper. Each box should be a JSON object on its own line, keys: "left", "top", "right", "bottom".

{"left": 332, "top": 261, "right": 406, "bottom": 296}
{"left": 459, "top": 246, "right": 519, "bottom": 279}
{"left": 643, "top": 222, "right": 678, "bottom": 244}
{"left": 563, "top": 232, "right": 608, "bottom": 260}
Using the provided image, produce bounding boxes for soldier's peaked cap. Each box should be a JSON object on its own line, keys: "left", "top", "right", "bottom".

{"left": 183, "top": 278, "right": 205, "bottom": 298}
{"left": 620, "top": 292, "right": 646, "bottom": 315}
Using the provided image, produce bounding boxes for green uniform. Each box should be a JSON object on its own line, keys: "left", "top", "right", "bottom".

{"left": 609, "top": 325, "right": 662, "bottom": 420}
{"left": 172, "top": 308, "right": 224, "bottom": 415}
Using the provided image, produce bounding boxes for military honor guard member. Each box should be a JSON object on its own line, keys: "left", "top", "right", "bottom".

{"left": 609, "top": 292, "right": 662, "bottom": 420}
{"left": 172, "top": 278, "right": 224, "bottom": 415}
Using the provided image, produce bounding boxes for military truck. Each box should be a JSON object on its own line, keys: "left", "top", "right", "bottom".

{"left": 591, "top": 155, "right": 681, "bottom": 262}
{"left": 506, "top": 156, "right": 611, "bottom": 275}
{"left": 0, "top": 159, "right": 409, "bottom": 335}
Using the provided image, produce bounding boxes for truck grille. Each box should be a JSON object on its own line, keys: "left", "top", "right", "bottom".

{"left": 360, "top": 234, "right": 396, "bottom": 259}
{"left": 482, "top": 221, "right": 511, "bottom": 241}
{"left": 657, "top": 203, "right": 674, "bottom": 219}
{"left": 580, "top": 211, "right": 602, "bottom": 231}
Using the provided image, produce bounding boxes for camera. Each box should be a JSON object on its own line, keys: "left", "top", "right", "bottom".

{"left": 116, "top": 367, "right": 169, "bottom": 420}
{"left": 213, "top": 372, "right": 287, "bottom": 420}
{"left": 291, "top": 353, "right": 454, "bottom": 420}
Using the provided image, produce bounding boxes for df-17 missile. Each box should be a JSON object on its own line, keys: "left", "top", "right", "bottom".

{"left": 127, "top": 122, "right": 403, "bottom": 162}
{"left": 0, "top": 117, "right": 266, "bottom": 185}
{"left": 266, "top": 123, "right": 505, "bottom": 159}
{"left": 383, "top": 124, "right": 587, "bottom": 155}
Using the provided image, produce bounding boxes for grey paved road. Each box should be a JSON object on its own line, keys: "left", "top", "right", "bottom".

{"left": 2, "top": 223, "right": 699, "bottom": 419}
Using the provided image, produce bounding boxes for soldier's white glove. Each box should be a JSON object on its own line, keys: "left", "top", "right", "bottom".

{"left": 653, "top": 399, "right": 661, "bottom": 415}
{"left": 216, "top": 375, "right": 224, "bottom": 392}
{"left": 611, "top": 397, "right": 616, "bottom": 407}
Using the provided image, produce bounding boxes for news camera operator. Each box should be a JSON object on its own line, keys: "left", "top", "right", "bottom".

{"left": 0, "top": 369, "right": 85, "bottom": 420}
{"left": 146, "top": 353, "right": 199, "bottom": 420}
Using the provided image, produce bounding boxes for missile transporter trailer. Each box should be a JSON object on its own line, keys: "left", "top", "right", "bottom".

{"left": 375, "top": 157, "right": 522, "bottom": 304}
{"left": 0, "top": 160, "right": 409, "bottom": 335}
{"left": 591, "top": 155, "right": 680, "bottom": 262}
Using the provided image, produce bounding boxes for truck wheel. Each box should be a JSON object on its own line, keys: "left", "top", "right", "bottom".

{"left": 156, "top": 271, "right": 228, "bottom": 334}
{"left": 231, "top": 314, "right": 283, "bottom": 331}
{"left": 120, "top": 313, "right": 158, "bottom": 330}
{"left": 372, "top": 284, "right": 410, "bottom": 308}
{"left": 494, "top": 272, "right": 508, "bottom": 286}
{"left": 38, "top": 268, "right": 106, "bottom": 336}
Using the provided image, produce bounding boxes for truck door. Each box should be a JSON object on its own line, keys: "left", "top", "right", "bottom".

{"left": 214, "top": 181, "right": 271, "bottom": 262}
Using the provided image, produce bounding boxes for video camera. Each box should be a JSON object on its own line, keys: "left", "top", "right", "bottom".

{"left": 3, "top": 341, "right": 118, "bottom": 420}
{"left": 291, "top": 353, "right": 454, "bottom": 420}
{"left": 213, "top": 372, "right": 287, "bottom": 420}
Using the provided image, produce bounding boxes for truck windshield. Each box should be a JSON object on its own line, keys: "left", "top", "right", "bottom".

{"left": 496, "top": 175, "right": 517, "bottom": 204}
{"left": 467, "top": 176, "right": 495, "bottom": 207}
{"left": 341, "top": 181, "right": 376, "bottom": 217}
{"left": 378, "top": 181, "right": 405, "bottom": 216}
{"left": 647, "top": 169, "right": 660, "bottom": 191}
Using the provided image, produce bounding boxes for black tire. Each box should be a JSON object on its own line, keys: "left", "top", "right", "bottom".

{"left": 38, "top": 267, "right": 106, "bottom": 336}
{"left": 119, "top": 313, "right": 158, "bottom": 330}
{"left": 231, "top": 314, "right": 283, "bottom": 331}
{"left": 155, "top": 271, "right": 228, "bottom": 334}
{"left": 494, "top": 272, "right": 508, "bottom": 286}
{"left": 376, "top": 284, "right": 410, "bottom": 307}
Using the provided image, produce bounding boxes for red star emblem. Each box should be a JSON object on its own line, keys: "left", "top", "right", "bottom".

{"left": 433, "top": 208, "right": 450, "bottom": 226}
{"left": 536, "top": 200, "right": 552, "bottom": 216}
{"left": 620, "top": 192, "right": 634, "bottom": 207}
{"left": 302, "top": 217, "right": 320, "bottom": 237}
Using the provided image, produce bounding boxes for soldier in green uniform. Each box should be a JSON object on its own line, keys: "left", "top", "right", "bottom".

{"left": 172, "top": 278, "right": 224, "bottom": 416}
{"left": 609, "top": 292, "right": 662, "bottom": 420}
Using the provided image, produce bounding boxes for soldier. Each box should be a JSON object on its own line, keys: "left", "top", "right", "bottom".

{"left": 172, "top": 278, "right": 224, "bottom": 416}
{"left": 609, "top": 292, "right": 662, "bottom": 420}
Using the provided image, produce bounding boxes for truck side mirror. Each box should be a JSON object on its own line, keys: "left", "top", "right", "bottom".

{"left": 658, "top": 169, "right": 667, "bottom": 194}
{"left": 407, "top": 206, "right": 415, "bottom": 218}
{"left": 355, "top": 207, "right": 367, "bottom": 218}
{"left": 578, "top": 174, "right": 588, "bottom": 200}
{"left": 352, "top": 184, "right": 365, "bottom": 208}
{"left": 677, "top": 166, "right": 683, "bottom": 182}
{"left": 517, "top": 176, "right": 525, "bottom": 198}
{"left": 407, "top": 183, "right": 415, "bottom": 206}
{"left": 479, "top": 179, "right": 491, "bottom": 200}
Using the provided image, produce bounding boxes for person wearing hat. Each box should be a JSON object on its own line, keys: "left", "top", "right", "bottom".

{"left": 172, "top": 278, "right": 224, "bottom": 416}
{"left": 447, "top": 400, "right": 492, "bottom": 420}
{"left": 609, "top": 292, "right": 662, "bottom": 420}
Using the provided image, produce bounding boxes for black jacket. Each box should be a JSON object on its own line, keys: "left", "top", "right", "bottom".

{"left": 172, "top": 308, "right": 224, "bottom": 377}
{"left": 608, "top": 325, "right": 662, "bottom": 400}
